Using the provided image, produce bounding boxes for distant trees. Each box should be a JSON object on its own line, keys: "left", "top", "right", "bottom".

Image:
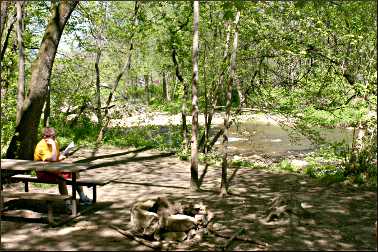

{"left": 1, "top": 1, "right": 375, "bottom": 188}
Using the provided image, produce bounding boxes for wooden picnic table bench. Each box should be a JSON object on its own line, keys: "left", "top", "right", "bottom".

{"left": 0, "top": 191, "right": 72, "bottom": 224}
{"left": 10, "top": 174, "right": 109, "bottom": 203}
{"left": 1, "top": 159, "right": 105, "bottom": 223}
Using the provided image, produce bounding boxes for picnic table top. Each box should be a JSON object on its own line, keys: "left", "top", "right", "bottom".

{"left": 0, "top": 159, "right": 91, "bottom": 173}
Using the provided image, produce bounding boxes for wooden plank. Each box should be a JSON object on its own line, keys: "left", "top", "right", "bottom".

{"left": 11, "top": 174, "right": 109, "bottom": 186}
{"left": 1, "top": 159, "right": 92, "bottom": 172}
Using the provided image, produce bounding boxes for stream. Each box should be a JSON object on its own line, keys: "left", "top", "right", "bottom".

{"left": 214, "top": 120, "right": 356, "bottom": 160}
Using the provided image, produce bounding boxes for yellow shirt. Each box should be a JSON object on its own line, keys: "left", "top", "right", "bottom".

{"left": 34, "top": 139, "right": 60, "bottom": 161}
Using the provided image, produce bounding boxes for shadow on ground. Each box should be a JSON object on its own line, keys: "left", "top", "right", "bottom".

{"left": 1, "top": 147, "right": 376, "bottom": 251}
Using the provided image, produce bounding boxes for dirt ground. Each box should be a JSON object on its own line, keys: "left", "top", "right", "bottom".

{"left": 1, "top": 146, "right": 377, "bottom": 251}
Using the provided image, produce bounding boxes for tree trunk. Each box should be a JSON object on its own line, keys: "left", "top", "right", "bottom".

{"left": 0, "top": 1, "right": 9, "bottom": 41}
{"left": 96, "top": 46, "right": 132, "bottom": 143}
{"left": 172, "top": 47, "right": 189, "bottom": 149}
{"left": 16, "top": 1, "right": 25, "bottom": 125}
{"left": 96, "top": 1, "right": 139, "bottom": 144}
{"left": 199, "top": 22, "right": 231, "bottom": 153}
{"left": 6, "top": 0, "right": 78, "bottom": 160}
{"left": 190, "top": 0, "right": 200, "bottom": 191}
{"left": 0, "top": 1, "right": 8, "bottom": 39}
{"left": 95, "top": 49, "right": 102, "bottom": 126}
{"left": 43, "top": 85, "right": 50, "bottom": 127}
{"left": 162, "top": 71, "right": 170, "bottom": 101}
{"left": 220, "top": 10, "right": 240, "bottom": 197}
{"left": 144, "top": 74, "right": 150, "bottom": 105}
{"left": 235, "top": 78, "right": 245, "bottom": 108}
{"left": 0, "top": 5, "right": 16, "bottom": 65}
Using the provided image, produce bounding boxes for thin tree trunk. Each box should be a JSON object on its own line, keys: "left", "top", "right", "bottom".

{"left": 16, "top": 1, "right": 25, "bottom": 125}
{"left": 162, "top": 71, "right": 170, "bottom": 101}
{"left": 43, "top": 85, "right": 50, "bottom": 127}
{"left": 0, "top": 8, "right": 16, "bottom": 65}
{"left": 220, "top": 10, "right": 240, "bottom": 197}
{"left": 172, "top": 47, "right": 189, "bottom": 149}
{"left": 0, "top": 1, "right": 9, "bottom": 41}
{"left": 95, "top": 49, "right": 102, "bottom": 126}
{"left": 190, "top": 0, "right": 200, "bottom": 191}
{"left": 144, "top": 74, "right": 150, "bottom": 105}
{"left": 96, "top": 46, "right": 132, "bottom": 143}
{"left": 235, "top": 78, "right": 245, "bottom": 108}
{"left": 6, "top": 0, "right": 78, "bottom": 160}
{"left": 199, "top": 22, "right": 231, "bottom": 153}
{"left": 96, "top": 1, "right": 139, "bottom": 144}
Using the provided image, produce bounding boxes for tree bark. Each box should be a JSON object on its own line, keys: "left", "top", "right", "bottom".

{"left": 0, "top": 1, "right": 9, "bottom": 47}
{"left": 43, "top": 85, "right": 50, "bottom": 127}
{"left": 144, "top": 74, "right": 150, "bottom": 105}
{"left": 16, "top": 1, "right": 25, "bottom": 125}
{"left": 6, "top": 0, "right": 78, "bottom": 160}
{"left": 0, "top": 5, "right": 16, "bottom": 65}
{"left": 95, "top": 49, "right": 102, "bottom": 126}
{"left": 220, "top": 10, "right": 240, "bottom": 197}
{"left": 190, "top": 0, "right": 200, "bottom": 191}
{"left": 162, "top": 71, "right": 170, "bottom": 101}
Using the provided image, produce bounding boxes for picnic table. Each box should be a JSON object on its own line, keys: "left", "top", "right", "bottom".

{"left": 0, "top": 159, "right": 98, "bottom": 223}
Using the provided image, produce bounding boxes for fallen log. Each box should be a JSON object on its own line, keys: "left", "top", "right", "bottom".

{"left": 208, "top": 223, "right": 268, "bottom": 247}
{"left": 110, "top": 225, "right": 162, "bottom": 249}
{"left": 221, "top": 228, "right": 246, "bottom": 251}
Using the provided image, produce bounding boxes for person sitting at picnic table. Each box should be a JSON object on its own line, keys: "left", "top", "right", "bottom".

{"left": 34, "top": 127, "right": 91, "bottom": 209}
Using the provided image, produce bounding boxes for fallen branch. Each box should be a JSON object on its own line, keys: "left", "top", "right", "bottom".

{"left": 221, "top": 228, "right": 246, "bottom": 251}
{"left": 110, "top": 225, "right": 162, "bottom": 250}
{"left": 208, "top": 223, "right": 268, "bottom": 247}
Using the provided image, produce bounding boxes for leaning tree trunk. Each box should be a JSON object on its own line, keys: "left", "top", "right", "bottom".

{"left": 200, "top": 21, "right": 231, "bottom": 154}
{"left": 190, "top": 0, "right": 200, "bottom": 191}
{"left": 6, "top": 0, "right": 78, "bottom": 160}
{"left": 15, "top": 1, "right": 25, "bottom": 125}
{"left": 220, "top": 10, "right": 240, "bottom": 197}
{"left": 96, "top": 1, "right": 139, "bottom": 145}
{"left": 0, "top": 4, "right": 16, "bottom": 65}
{"left": 96, "top": 47, "right": 132, "bottom": 144}
{"left": 0, "top": 1, "right": 9, "bottom": 41}
{"left": 172, "top": 47, "right": 189, "bottom": 149}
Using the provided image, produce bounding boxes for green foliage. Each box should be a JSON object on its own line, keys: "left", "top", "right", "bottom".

{"left": 150, "top": 100, "right": 183, "bottom": 114}
{"left": 104, "top": 125, "right": 183, "bottom": 152}
{"left": 1, "top": 1, "right": 376, "bottom": 193}
{"left": 275, "top": 159, "right": 297, "bottom": 173}
{"left": 305, "top": 164, "right": 346, "bottom": 185}
{"left": 230, "top": 158, "right": 255, "bottom": 168}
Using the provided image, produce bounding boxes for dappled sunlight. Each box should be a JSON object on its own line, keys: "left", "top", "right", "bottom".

{"left": 1, "top": 147, "right": 376, "bottom": 250}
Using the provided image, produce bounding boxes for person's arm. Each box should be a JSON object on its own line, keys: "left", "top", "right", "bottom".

{"left": 58, "top": 153, "right": 67, "bottom": 161}
{"left": 45, "top": 138, "right": 58, "bottom": 161}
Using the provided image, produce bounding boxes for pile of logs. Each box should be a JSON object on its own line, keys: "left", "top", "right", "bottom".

{"left": 128, "top": 196, "right": 214, "bottom": 243}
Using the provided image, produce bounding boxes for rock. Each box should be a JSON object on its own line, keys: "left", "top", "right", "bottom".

{"left": 290, "top": 159, "right": 309, "bottom": 169}
{"left": 161, "top": 232, "right": 187, "bottom": 242}
{"left": 194, "top": 214, "right": 207, "bottom": 226}
{"left": 130, "top": 204, "right": 160, "bottom": 235}
{"left": 165, "top": 214, "right": 196, "bottom": 232}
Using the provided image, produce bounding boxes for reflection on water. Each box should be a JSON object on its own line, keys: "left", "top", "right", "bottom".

{"left": 215, "top": 121, "right": 357, "bottom": 157}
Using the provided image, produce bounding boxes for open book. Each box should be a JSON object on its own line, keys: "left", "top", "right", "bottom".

{"left": 62, "top": 141, "right": 75, "bottom": 156}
